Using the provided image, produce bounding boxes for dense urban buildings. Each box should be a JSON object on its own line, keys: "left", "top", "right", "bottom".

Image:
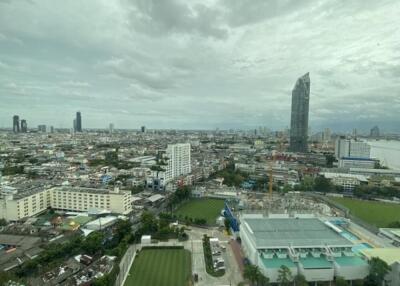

{"left": 289, "top": 73, "right": 310, "bottom": 153}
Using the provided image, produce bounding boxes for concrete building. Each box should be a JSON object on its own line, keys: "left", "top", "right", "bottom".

{"left": 321, "top": 172, "right": 368, "bottom": 192}
{"left": 12, "top": 115, "right": 20, "bottom": 133}
{"left": 76, "top": 111, "right": 82, "bottom": 132}
{"left": 370, "top": 126, "right": 380, "bottom": 138}
{"left": 165, "top": 143, "right": 191, "bottom": 181}
{"left": 289, "top": 73, "right": 310, "bottom": 153}
{"left": 0, "top": 186, "right": 132, "bottom": 221}
{"left": 20, "top": 120, "right": 27, "bottom": 133}
{"left": 335, "top": 138, "right": 370, "bottom": 159}
{"left": 37, "top": 125, "right": 46, "bottom": 132}
{"left": 240, "top": 214, "right": 368, "bottom": 283}
{"left": 338, "top": 157, "right": 376, "bottom": 169}
{"left": 361, "top": 248, "right": 400, "bottom": 286}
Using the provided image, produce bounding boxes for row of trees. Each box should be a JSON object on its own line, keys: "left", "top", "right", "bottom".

{"left": 211, "top": 163, "right": 250, "bottom": 187}
{"left": 243, "top": 257, "right": 391, "bottom": 286}
{"left": 135, "top": 211, "right": 188, "bottom": 241}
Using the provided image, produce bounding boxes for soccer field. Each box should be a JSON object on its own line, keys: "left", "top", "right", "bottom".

{"left": 124, "top": 248, "right": 191, "bottom": 286}
{"left": 331, "top": 197, "right": 400, "bottom": 227}
{"left": 175, "top": 198, "right": 225, "bottom": 225}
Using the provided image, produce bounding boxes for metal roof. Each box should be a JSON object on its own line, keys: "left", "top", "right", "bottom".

{"left": 242, "top": 217, "right": 352, "bottom": 248}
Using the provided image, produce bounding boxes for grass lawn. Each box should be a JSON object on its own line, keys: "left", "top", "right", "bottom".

{"left": 174, "top": 198, "right": 225, "bottom": 225}
{"left": 124, "top": 248, "right": 191, "bottom": 286}
{"left": 331, "top": 197, "right": 400, "bottom": 227}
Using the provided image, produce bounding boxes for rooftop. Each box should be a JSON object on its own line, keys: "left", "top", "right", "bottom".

{"left": 361, "top": 248, "right": 400, "bottom": 265}
{"left": 242, "top": 217, "right": 352, "bottom": 248}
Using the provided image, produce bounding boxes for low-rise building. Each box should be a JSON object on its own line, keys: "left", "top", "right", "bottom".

{"left": 0, "top": 186, "right": 132, "bottom": 221}
{"left": 240, "top": 214, "right": 368, "bottom": 283}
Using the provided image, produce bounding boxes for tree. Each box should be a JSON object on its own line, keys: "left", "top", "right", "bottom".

{"left": 364, "top": 257, "right": 390, "bottom": 286}
{"left": 0, "top": 218, "right": 7, "bottom": 226}
{"left": 335, "top": 276, "right": 348, "bottom": 286}
{"left": 293, "top": 274, "right": 307, "bottom": 286}
{"left": 243, "top": 264, "right": 261, "bottom": 286}
{"left": 277, "top": 265, "right": 292, "bottom": 286}
{"left": 224, "top": 218, "right": 231, "bottom": 233}
{"left": 82, "top": 231, "right": 104, "bottom": 255}
{"left": 325, "top": 154, "right": 336, "bottom": 167}
{"left": 313, "top": 176, "right": 334, "bottom": 193}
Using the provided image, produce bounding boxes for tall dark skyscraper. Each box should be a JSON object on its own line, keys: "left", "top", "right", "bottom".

{"left": 21, "top": 119, "right": 27, "bottom": 133}
{"left": 76, "top": 111, "right": 82, "bottom": 132}
{"left": 13, "top": 115, "right": 20, "bottom": 133}
{"left": 289, "top": 72, "right": 310, "bottom": 153}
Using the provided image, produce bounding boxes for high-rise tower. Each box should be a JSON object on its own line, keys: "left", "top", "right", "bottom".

{"left": 13, "top": 115, "right": 20, "bottom": 133}
{"left": 289, "top": 73, "right": 310, "bottom": 153}
{"left": 76, "top": 111, "right": 82, "bottom": 132}
{"left": 21, "top": 119, "right": 27, "bottom": 132}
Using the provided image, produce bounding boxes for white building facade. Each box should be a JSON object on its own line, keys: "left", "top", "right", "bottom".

{"left": 335, "top": 138, "right": 370, "bottom": 160}
{"left": 165, "top": 143, "right": 191, "bottom": 181}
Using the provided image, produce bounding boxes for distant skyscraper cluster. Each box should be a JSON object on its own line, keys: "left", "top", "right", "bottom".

{"left": 289, "top": 73, "right": 310, "bottom": 153}
{"left": 74, "top": 111, "right": 82, "bottom": 132}
{"left": 12, "top": 115, "right": 28, "bottom": 133}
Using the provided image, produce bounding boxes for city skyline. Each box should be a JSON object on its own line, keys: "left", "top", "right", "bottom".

{"left": 0, "top": 1, "right": 399, "bottom": 131}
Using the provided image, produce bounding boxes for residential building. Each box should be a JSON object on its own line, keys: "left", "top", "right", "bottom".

{"left": 165, "top": 143, "right": 191, "bottom": 181}
{"left": 289, "top": 73, "right": 310, "bottom": 153}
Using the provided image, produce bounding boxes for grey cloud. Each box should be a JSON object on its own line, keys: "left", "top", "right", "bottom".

{"left": 126, "top": 0, "right": 228, "bottom": 39}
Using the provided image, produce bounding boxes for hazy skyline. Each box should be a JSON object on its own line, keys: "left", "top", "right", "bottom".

{"left": 0, "top": 0, "right": 399, "bottom": 131}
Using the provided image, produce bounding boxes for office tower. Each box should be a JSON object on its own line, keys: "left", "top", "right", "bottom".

{"left": 76, "top": 111, "right": 82, "bottom": 132}
{"left": 335, "top": 137, "right": 371, "bottom": 159}
{"left": 13, "top": 115, "right": 20, "bottom": 133}
{"left": 50, "top": 126, "right": 54, "bottom": 133}
{"left": 141, "top": 126, "right": 146, "bottom": 133}
{"left": 370, "top": 126, "right": 380, "bottom": 138}
{"left": 21, "top": 119, "right": 27, "bottom": 133}
{"left": 289, "top": 73, "right": 310, "bottom": 153}
{"left": 165, "top": 143, "right": 191, "bottom": 181}
{"left": 73, "top": 119, "right": 77, "bottom": 132}
{"left": 38, "top": 125, "right": 47, "bottom": 132}
{"left": 109, "top": 123, "right": 114, "bottom": 134}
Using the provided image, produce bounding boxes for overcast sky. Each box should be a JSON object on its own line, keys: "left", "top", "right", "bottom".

{"left": 0, "top": 0, "right": 399, "bottom": 131}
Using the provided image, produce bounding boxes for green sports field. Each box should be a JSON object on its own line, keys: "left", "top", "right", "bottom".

{"left": 174, "top": 198, "right": 225, "bottom": 225}
{"left": 331, "top": 197, "right": 400, "bottom": 227}
{"left": 124, "top": 248, "right": 191, "bottom": 286}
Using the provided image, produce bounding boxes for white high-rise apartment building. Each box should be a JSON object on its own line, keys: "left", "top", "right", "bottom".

{"left": 335, "top": 138, "right": 370, "bottom": 159}
{"left": 165, "top": 143, "right": 191, "bottom": 181}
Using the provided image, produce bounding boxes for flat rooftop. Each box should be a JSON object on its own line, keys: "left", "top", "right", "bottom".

{"left": 242, "top": 217, "right": 352, "bottom": 248}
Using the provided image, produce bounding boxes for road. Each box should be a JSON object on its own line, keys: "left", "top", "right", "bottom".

{"left": 184, "top": 226, "right": 243, "bottom": 286}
